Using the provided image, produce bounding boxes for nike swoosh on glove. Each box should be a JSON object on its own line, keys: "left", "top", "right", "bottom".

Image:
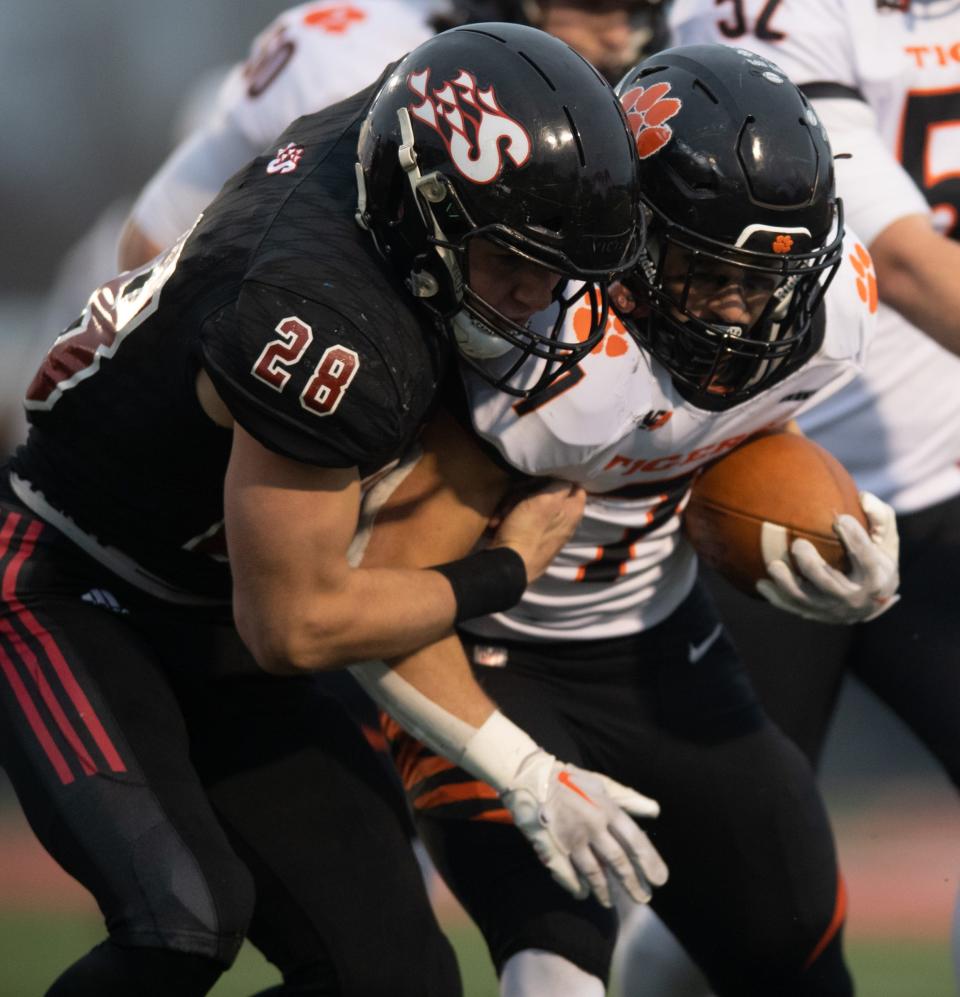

{"left": 756, "top": 491, "right": 900, "bottom": 624}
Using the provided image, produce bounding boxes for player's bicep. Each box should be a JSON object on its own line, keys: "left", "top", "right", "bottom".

{"left": 225, "top": 421, "right": 360, "bottom": 608}
{"left": 812, "top": 97, "right": 930, "bottom": 246}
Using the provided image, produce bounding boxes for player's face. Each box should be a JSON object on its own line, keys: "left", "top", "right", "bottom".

{"left": 661, "top": 247, "right": 778, "bottom": 331}
{"left": 539, "top": 2, "right": 640, "bottom": 82}
{"left": 466, "top": 238, "right": 562, "bottom": 326}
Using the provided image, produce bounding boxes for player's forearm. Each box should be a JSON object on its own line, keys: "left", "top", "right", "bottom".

{"left": 230, "top": 415, "right": 519, "bottom": 672}
{"left": 869, "top": 214, "right": 960, "bottom": 356}
{"left": 352, "top": 633, "right": 497, "bottom": 739}
{"left": 236, "top": 562, "right": 464, "bottom": 674}
{"left": 350, "top": 641, "right": 537, "bottom": 793}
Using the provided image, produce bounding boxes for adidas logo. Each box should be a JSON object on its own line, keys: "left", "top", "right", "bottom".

{"left": 81, "top": 589, "right": 128, "bottom": 614}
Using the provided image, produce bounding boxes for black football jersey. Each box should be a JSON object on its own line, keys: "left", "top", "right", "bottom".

{"left": 11, "top": 71, "right": 449, "bottom": 601}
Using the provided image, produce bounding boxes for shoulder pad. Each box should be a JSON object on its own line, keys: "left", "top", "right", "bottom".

{"left": 201, "top": 279, "right": 439, "bottom": 469}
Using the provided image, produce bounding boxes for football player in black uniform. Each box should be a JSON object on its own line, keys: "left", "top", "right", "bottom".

{"left": 0, "top": 24, "right": 657, "bottom": 997}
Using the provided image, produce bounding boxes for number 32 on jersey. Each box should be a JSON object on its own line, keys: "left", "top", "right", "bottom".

{"left": 251, "top": 316, "right": 360, "bottom": 417}
{"left": 714, "top": 0, "right": 785, "bottom": 42}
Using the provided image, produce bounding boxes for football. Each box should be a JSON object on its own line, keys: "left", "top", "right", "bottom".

{"left": 684, "top": 431, "right": 868, "bottom": 596}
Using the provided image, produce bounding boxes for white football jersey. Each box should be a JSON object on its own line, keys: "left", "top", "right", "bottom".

{"left": 130, "top": 0, "right": 437, "bottom": 249}
{"left": 462, "top": 235, "right": 874, "bottom": 642}
{"left": 669, "top": 0, "right": 960, "bottom": 511}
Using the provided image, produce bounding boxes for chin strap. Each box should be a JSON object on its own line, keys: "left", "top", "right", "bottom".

{"left": 396, "top": 107, "right": 463, "bottom": 302}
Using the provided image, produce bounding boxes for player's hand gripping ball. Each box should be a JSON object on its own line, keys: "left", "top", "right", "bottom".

{"left": 684, "top": 431, "right": 900, "bottom": 623}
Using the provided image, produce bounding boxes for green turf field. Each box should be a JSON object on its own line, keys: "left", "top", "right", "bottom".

{"left": 0, "top": 911, "right": 951, "bottom": 997}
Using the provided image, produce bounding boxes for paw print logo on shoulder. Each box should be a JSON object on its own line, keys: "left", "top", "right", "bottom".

{"left": 849, "top": 243, "right": 878, "bottom": 314}
{"left": 571, "top": 301, "right": 631, "bottom": 358}
{"left": 619, "top": 83, "right": 682, "bottom": 159}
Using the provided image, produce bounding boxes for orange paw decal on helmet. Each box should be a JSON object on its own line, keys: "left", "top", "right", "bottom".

{"left": 849, "top": 242, "right": 878, "bottom": 314}
{"left": 772, "top": 234, "right": 794, "bottom": 254}
{"left": 620, "top": 83, "right": 682, "bottom": 159}
{"left": 572, "top": 304, "right": 630, "bottom": 357}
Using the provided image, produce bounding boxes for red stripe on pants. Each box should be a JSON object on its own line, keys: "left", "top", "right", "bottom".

{"left": 0, "top": 512, "right": 126, "bottom": 774}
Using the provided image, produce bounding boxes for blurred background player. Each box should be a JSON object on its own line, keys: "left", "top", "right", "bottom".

{"left": 0, "top": 25, "right": 655, "bottom": 996}
{"left": 431, "top": 0, "right": 669, "bottom": 82}
{"left": 612, "top": 0, "right": 960, "bottom": 991}
{"left": 119, "top": 0, "right": 670, "bottom": 272}
{"left": 117, "top": 0, "right": 439, "bottom": 271}
{"left": 376, "top": 44, "right": 896, "bottom": 997}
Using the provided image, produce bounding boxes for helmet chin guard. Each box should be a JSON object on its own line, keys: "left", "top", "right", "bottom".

{"left": 452, "top": 309, "right": 514, "bottom": 360}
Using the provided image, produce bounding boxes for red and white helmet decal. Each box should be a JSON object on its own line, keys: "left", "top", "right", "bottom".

{"left": 620, "top": 83, "right": 682, "bottom": 159}
{"left": 408, "top": 68, "right": 532, "bottom": 184}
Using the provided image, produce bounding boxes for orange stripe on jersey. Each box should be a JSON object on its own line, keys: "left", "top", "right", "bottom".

{"left": 359, "top": 723, "right": 388, "bottom": 754}
{"left": 470, "top": 808, "right": 514, "bottom": 824}
{"left": 379, "top": 712, "right": 404, "bottom": 744}
{"left": 577, "top": 546, "right": 605, "bottom": 582}
{"left": 404, "top": 753, "right": 456, "bottom": 789}
{"left": 395, "top": 740, "right": 427, "bottom": 787}
{"left": 382, "top": 726, "right": 430, "bottom": 788}
{"left": 804, "top": 874, "right": 848, "bottom": 971}
{"left": 414, "top": 780, "right": 499, "bottom": 811}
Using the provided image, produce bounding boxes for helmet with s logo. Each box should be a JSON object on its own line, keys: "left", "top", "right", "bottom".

{"left": 356, "top": 23, "right": 643, "bottom": 397}
{"left": 613, "top": 44, "right": 844, "bottom": 409}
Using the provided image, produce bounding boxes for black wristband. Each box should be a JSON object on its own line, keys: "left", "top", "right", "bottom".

{"left": 432, "top": 547, "right": 528, "bottom": 624}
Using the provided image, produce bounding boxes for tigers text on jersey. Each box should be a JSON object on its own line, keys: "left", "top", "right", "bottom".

{"left": 670, "top": 0, "right": 960, "bottom": 511}
{"left": 131, "top": 0, "right": 436, "bottom": 249}
{"left": 462, "top": 237, "right": 873, "bottom": 642}
{"left": 12, "top": 75, "right": 448, "bottom": 604}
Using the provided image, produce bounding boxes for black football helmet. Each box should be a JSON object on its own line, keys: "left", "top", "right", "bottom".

{"left": 613, "top": 44, "right": 844, "bottom": 410}
{"left": 356, "top": 23, "right": 643, "bottom": 396}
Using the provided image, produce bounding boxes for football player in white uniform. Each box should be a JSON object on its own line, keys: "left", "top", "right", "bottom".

{"left": 365, "top": 44, "right": 898, "bottom": 996}
{"left": 612, "top": 2, "right": 960, "bottom": 991}
{"left": 118, "top": 0, "right": 439, "bottom": 269}
{"left": 118, "top": 0, "right": 669, "bottom": 271}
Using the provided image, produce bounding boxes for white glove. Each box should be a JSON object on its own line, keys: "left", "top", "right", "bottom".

{"left": 756, "top": 491, "right": 900, "bottom": 624}
{"left": 348, "top": 671, "right": 669, "bottom": 910}
{"left": 502, "top": 751, "right": 669, "bottom": 908}
{"left": 462, "top": 712, "right": 668, "bottom": 909}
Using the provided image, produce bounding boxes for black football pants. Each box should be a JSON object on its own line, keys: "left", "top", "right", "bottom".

{"left": 0, "top": 499, "right": 460, "bottom": 996}
{"left": 394, "top": 583, "right": 852, "bottom": 996}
